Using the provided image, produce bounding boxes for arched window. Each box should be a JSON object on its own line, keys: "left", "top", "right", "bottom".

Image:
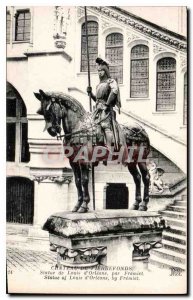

{"left": 105, "top": 33, "right": 123, "bottom": 83}
{"left": 6, "top": 83, "right": 30, "bottom": 163}
{"left": 156, "top": 57, "right": 176, "bottom": 111}
{"left": 81, "top": 21, "right": 98, "bottom": 72}
{"left": 130, "top": 45, "right": 149, "bottom": 98}
{"left": 183, "top": 72, "right": 187, "bottom": 125}
{"left": 15, "top": 10, "right": 31, "bottom": 41}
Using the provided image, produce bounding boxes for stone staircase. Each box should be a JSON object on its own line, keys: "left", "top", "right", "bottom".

{"left": 149, "top": 193, "right": 187, "bottom": 271}
{"left": 119, "top": 109, "right": 187, "bottom": 173}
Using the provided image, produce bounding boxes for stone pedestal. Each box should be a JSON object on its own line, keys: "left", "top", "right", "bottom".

{"left": 43, "top": 210, "right": 166, "bottom": 267}
{"left": 30, "top": 168, "right": 73, "bottom": 226}
{"left": 28, "top": 168, "right": 73, "bottom": 243}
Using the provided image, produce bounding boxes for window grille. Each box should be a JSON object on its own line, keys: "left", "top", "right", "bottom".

{"left": 81, "top": 21, "right": 98, "bottom": 72}
{"left": 105, "top": 33, "right": 123, "bottom": 83}
{"left": 15, "top": 10, "right": 31, "bottom": 41}
{"left": 183, "top": 72, "right": 187, "bottom": 125}
{"left": 156, "top": 57, "right": 176, "bottom": 111}
{"left": 6, "top": 11, "right": 11, "bottom": 43}
{"left": 130, "top": 45, "right": 149, "bottom": 98}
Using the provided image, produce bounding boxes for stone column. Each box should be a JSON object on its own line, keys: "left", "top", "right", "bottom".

{"left": 32, "top": 173, "right": 73, "bottom": 226}
{"left": 28, "top": 168, "right": 73, "bottom": 244}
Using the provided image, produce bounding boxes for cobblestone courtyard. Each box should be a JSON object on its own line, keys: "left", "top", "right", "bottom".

{"left": 6, "top": 224, "right": 58, "bottom": 273}
{"left": 7, "top": 247, "right": 57, "bottom": 272}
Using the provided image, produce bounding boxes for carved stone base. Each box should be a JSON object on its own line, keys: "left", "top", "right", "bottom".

{"left": 43, "top": 210, "right": 166, "bottom": 267}
{"left": 54, "top": 245, "right": 107, "bottom": 267}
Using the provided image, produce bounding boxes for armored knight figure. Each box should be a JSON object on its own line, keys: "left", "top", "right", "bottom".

{"left": 87, "top": 57, "right": 123, "bottom": 149}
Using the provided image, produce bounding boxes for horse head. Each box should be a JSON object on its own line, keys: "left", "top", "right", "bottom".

{"left": 34, "top": 89, "right": 63, "bottom": 137}
{"left": 34, "top": 90, "right": 86, "bottom": 138}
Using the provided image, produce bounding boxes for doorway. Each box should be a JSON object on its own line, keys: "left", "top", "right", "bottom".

{"left": 6, "top": 177, "right": 34, "bottom": 224}
{"left": 105, "top": 183, "right": 128, "bottom": 209}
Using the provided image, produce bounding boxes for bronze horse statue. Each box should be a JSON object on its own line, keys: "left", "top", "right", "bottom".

{"left": 34, "top": 90, "right": 151, "bottom": 213}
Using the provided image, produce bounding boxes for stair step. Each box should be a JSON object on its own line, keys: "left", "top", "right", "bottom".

{"left": 174, "top": 200, "right": 186, "bottom": 207}
{"left": 162, "top": 232, "right": 186, "bottom": 245}
{"left": 169, "top": 183, "right": 187, "bottom": 196}
{"left": 174, "top": 196, "right": 183, "bottom": 201}
{"left": 161, "top": 210, "right": 186, "bottom": 220}
{"left": 181, "top": 196, "right": 187, "bottom": 201}
{"left": 150, "top": 248, "right": 186, "bottom": 264}
{"left": 149, "top": 254, "right": 186, "bottom": 271}
{"left": 6, "top": 224, "right": 31, "bottom": 236}
{"left": 166, "top": 226, "right": 186, "bottom": 236}
{"left": 167, "top": 206, "right": 186, "bottom": 213}
{"left": 162, "top": 239, "right": 186, "bottom": 254}
{"left": 164, "top": 216, "right": 186, "bottom": 228}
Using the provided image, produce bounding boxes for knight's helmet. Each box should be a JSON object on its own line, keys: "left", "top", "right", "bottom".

{"left": 96, "top": 57, "right": 121, "bottom": 113}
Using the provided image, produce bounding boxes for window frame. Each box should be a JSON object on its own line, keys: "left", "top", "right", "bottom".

{"left": 6, "top": 86, "right": 29, "bottom": 164}
{"left": 14, "top": 9, "right": 31, "bottom": 42}
{"left": 183, "top": 72, "right": 187, "bottom": 125}
{"left": 156, "top": 57, "right": 176, "bottom": 112}
{"left": 105, "top": 32, "right": 124, "bottom": 84}
{"left": 80, "top": 20, "right": 98, "bottom": 72}
{"left": 130, "top": 44, "right": 149, "bottom": 98}
{"left": 6, "top": 11, "right": 11, "bottom": 44}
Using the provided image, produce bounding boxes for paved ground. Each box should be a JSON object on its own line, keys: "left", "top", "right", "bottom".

{"left": 7, "top": 247, "right": 57, "bottom": 272}
{"left": 6, "top": 224, "right": 58, "bottom": 272}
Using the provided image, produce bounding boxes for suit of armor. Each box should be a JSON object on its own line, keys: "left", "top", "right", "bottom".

{"left": 90, "top": 78, "right": 120, "bottom": 148}
{"left": 95, "top": 78, "right": 118, "bottom": 128}
{"left": 87, "top": 58, "right": 123, "bottom": 149}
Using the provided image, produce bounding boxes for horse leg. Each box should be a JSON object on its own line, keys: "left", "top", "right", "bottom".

{"left": 128, "top": 163, "right": 142, "bottom": 210}
{"left": 138, "top": 162, "right": 150, "bottom": 211}
{"left": 78, "top": 164, "right": 90, "bottom": 213}
{"left": 70, "top": 162, "right": 83, "bottom": 212}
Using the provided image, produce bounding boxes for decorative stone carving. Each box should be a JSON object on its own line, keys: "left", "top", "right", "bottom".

{"left": 54, "top": 175, "right": 73, "bottom": 184}
{"left": 53, "top": 6, "right": 71, "bottom": 49}
{"left": 31, "top": 174, "right": 73, "bottom": 184}
{"left": 101, "top": 19, "right": 111, "bottom": 31}
{"left": 180, "top": 55, "right": 187, "bottom": 69}
{"left": 54, "top": 39, "right": 66, "bottom": 49}
{"left": 127, "top": 31, "right": 140, "bottom": 44}
{"left": 153, "top": 42, "right": 167, "bottom": 54}
{"left": 77, "top": 7, "right": 84, "bottom": 19}
{"left": 133, "top": 241, "right": 162, "bottom": 260}
{"left": 148, "top": 161, "right": 169, "bottom": 194}
{"left": 51, "top": 245, "right": 107, "bottom": 267}
{"left": 89, "top": 6, "right": 187, "bottom": 52}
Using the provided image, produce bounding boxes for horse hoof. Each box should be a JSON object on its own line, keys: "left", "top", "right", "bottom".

{"left": 78, "top": 206, "right": 88, "bottom": 213}
{"left": 130, "top": 205, "right": 139, "bottom": 210}
{"left": 130, "top": 201, "right": 141, "bottom": 210}
{"left": 138, "top": 205, "right": 147, "bottom": 211}
{"left": 72, "top": 203, "right": 82, "bottom": 212}
{"left": 72, "top": 206, "right": 79, "bottom": 212}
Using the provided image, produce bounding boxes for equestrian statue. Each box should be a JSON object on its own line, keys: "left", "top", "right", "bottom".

{"left": 34, "top": 58, "right": 151, "bottom": 213}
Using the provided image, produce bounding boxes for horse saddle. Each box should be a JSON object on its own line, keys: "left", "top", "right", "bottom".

{"left": 121, "top": 124, "right": 149, "bottom": 143}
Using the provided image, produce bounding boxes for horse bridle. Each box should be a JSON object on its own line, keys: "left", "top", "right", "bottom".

{"left": 45, "top": 100, "right": 62, "bottom": 137}
{"left": 44, "top": 99, "right": 112, "bottom": 140}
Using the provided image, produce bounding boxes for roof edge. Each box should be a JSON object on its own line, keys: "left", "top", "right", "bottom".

{"left": 112, "top": 6, "right": 186, "bottom": 41}
{"left": 89, "top": 6, "right": 187, "bottom": 52}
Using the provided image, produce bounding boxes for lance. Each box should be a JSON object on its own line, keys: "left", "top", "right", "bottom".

{"left": 84, "top": 6, "right": 95, "bottom": 210}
